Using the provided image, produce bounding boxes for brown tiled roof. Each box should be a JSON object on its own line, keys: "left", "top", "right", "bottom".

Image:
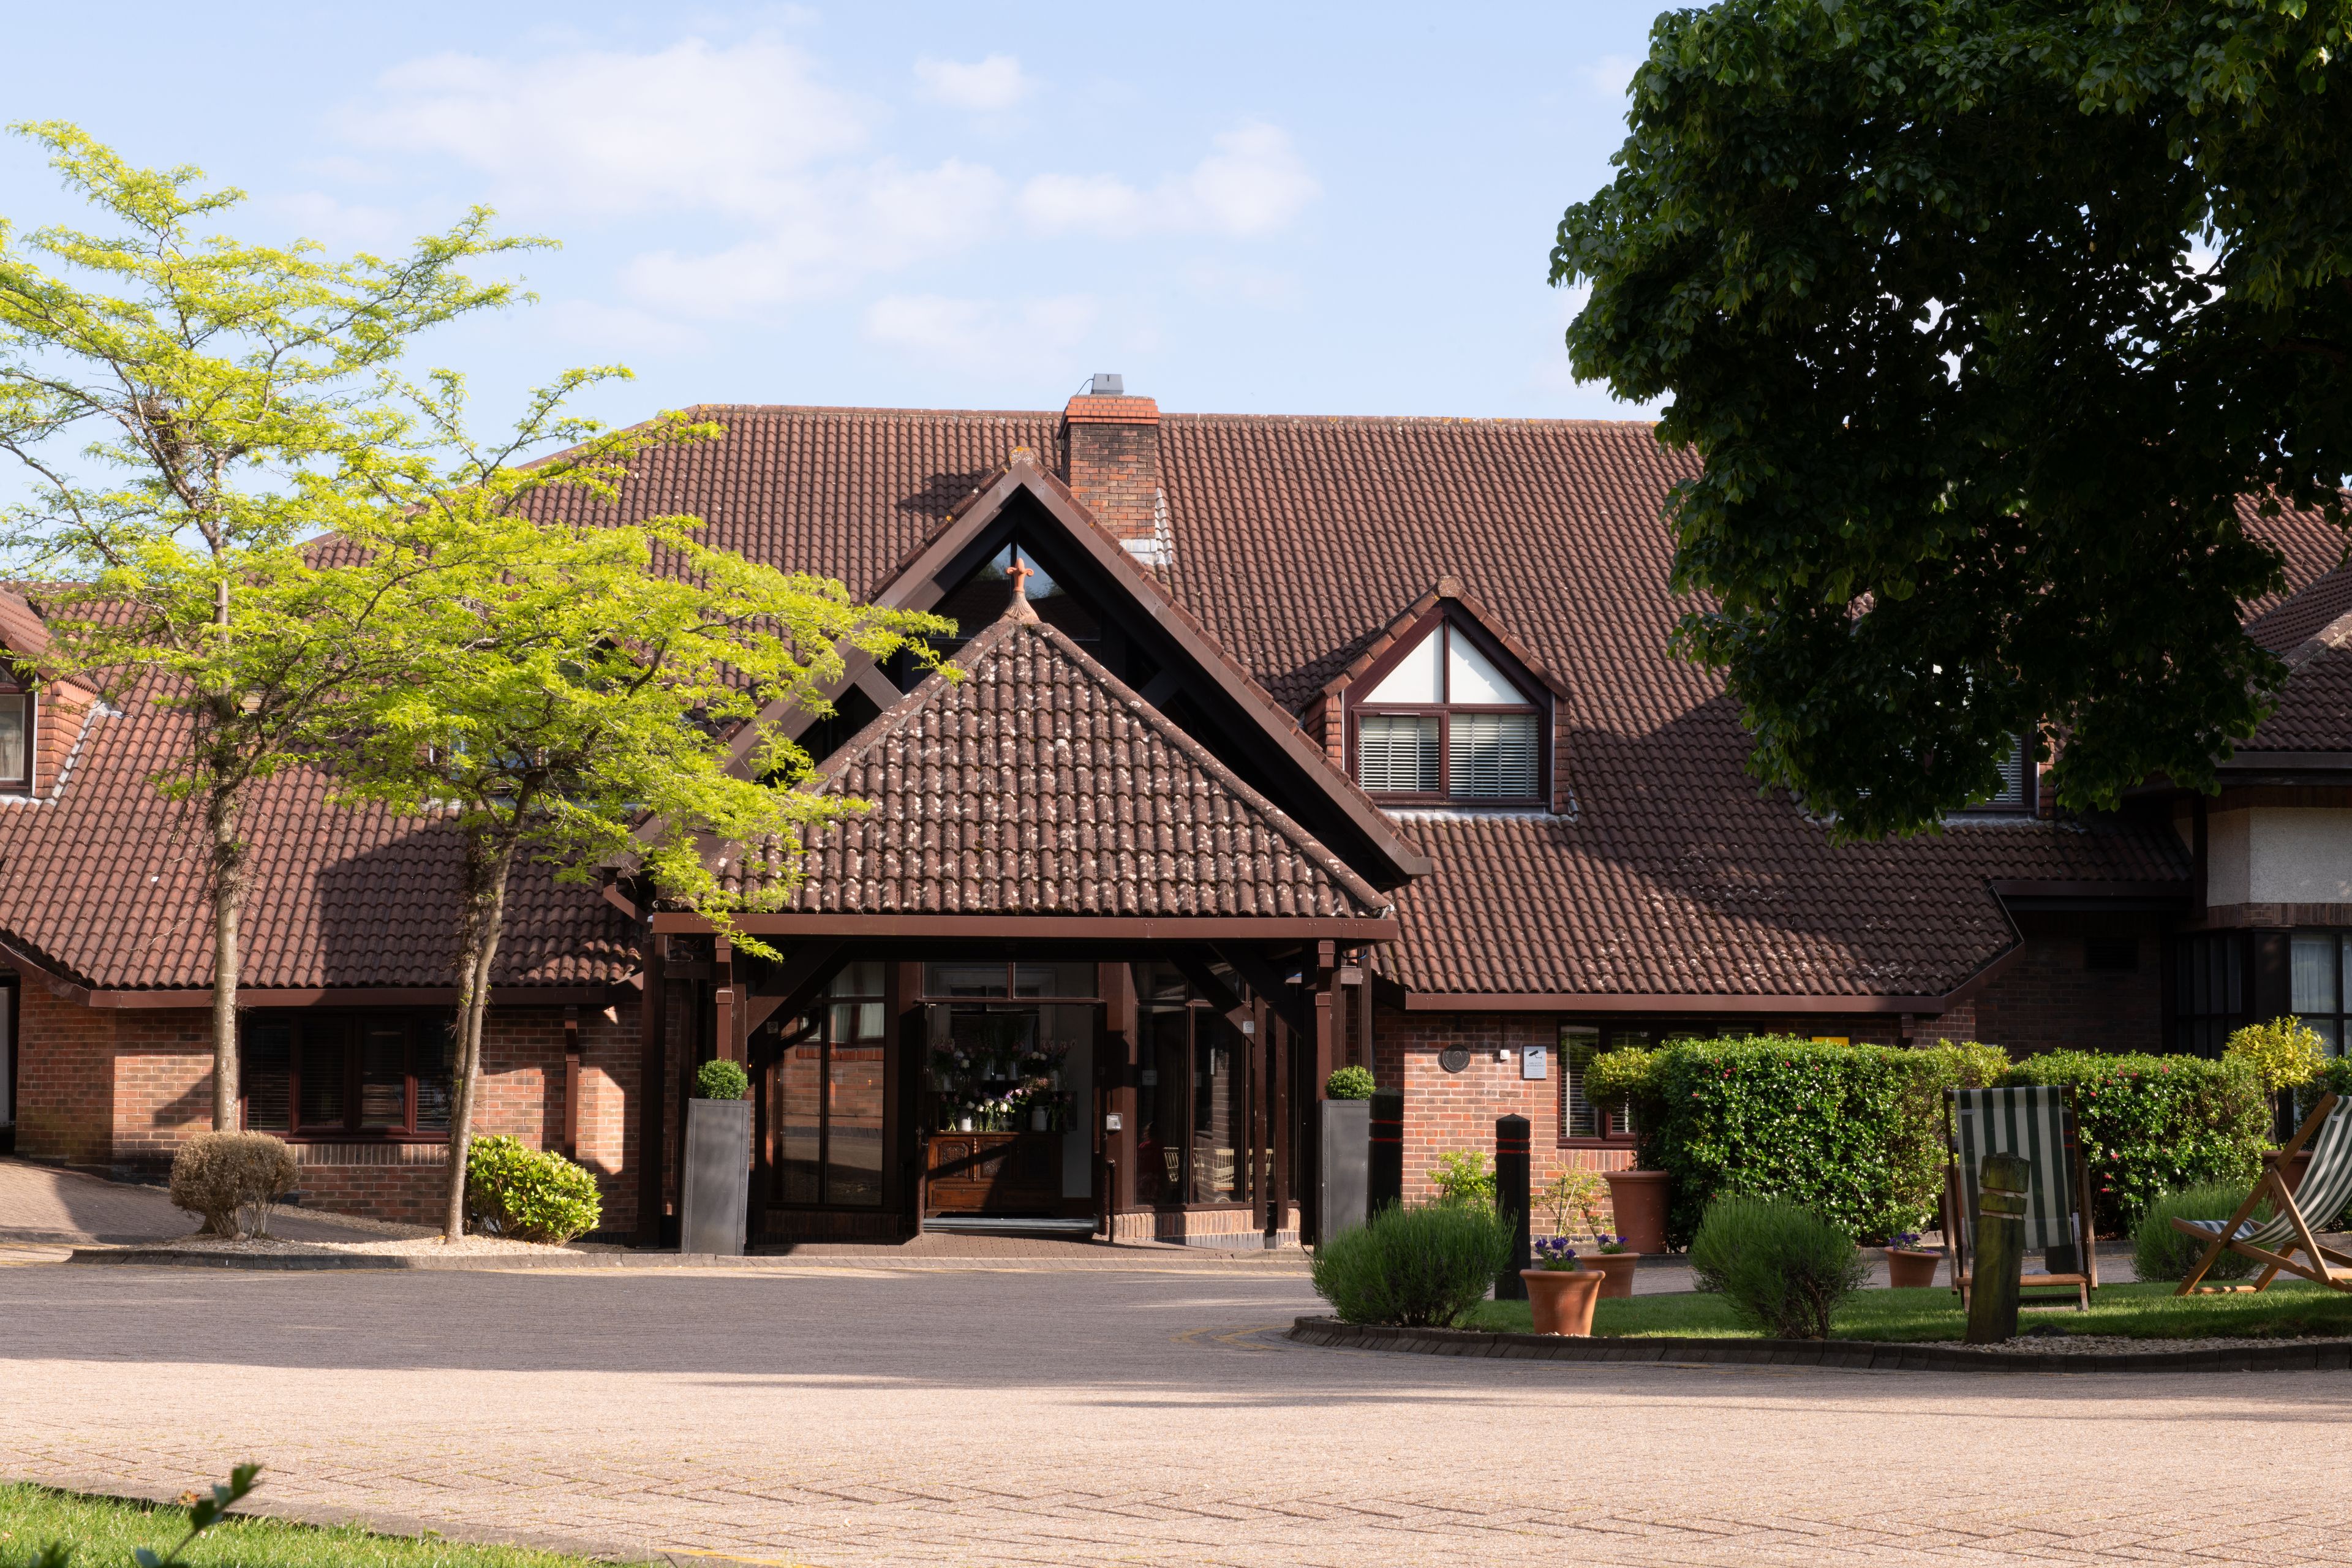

{"left": 2247, "top": 644, "right": 2352, "bottom": 752}
{"left": 750, "top": 606, "right": 1389, "bottom": 920}
{"left": 0, "top": 688, "right": 634, "bottom": 992}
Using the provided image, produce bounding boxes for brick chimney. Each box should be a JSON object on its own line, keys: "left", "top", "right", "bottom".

{"left": 1059, "top": 373, "right": 1168, "bottom": 564}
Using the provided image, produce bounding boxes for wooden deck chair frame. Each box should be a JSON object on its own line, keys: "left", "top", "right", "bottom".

{"left": 1943, "top": 1086, "right": 2100, "bottom": 1311}
{"left": 2174, "top": 1091, "right": 2352, "bottom": 1295}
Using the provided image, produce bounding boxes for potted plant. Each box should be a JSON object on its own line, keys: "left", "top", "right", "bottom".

{"left": 1583, "top": 1047, "right": 1671, "bottom": 1253}
{"left": 1539, "top": 1169, "right": 1640, "bottom": 1296}
{"left": 1581, "top": 1232, "right": 1640, "bottom": 1298}
{"left": 1521, "top": 1237, "right": 1604, "bottom": 1336}
{"left": 1882, "top": 1231, "right": 1941, "bottom": 1288}
{"left": 682, "top": 1058, "right": 753, "bottom": 1256}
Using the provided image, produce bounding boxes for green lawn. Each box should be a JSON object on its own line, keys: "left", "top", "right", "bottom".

{"left": 1464, "top": 1280, "right": 2352, "bottom": 1342}
{"left": 0, "top": 1483, "right": 609, "bottom": 1567}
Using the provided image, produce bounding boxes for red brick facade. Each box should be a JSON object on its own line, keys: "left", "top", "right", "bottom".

{"left": 1059, "top": 395, "right": 1161, "bottom": 543}
{"left": 7, "top": 983, "right": 643, "bottom": 1234}
{"left": 1969, "top": 913, "right": 2166, "bottom": 1057}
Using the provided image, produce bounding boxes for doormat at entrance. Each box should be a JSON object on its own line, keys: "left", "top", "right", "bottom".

{"left": 1287, "top": 1316, "right": 2352, "bottom": 1374}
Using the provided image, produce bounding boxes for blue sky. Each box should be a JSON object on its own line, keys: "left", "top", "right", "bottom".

{"left": 0, "top": 2, "right": 1662, "bottom": 431}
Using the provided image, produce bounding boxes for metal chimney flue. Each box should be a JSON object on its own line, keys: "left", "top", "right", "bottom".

{"left": 1088, "top": 372, "right": 1124, "bottom": 396}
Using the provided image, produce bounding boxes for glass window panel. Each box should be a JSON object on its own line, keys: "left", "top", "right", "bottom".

{"left": 415, "top": 1026, "right": 454, "bottom": 1133}
{"left": 1136, "top": 1009, "right": 1188, "bottom": 1206}
{"left": 2224, "top": 939, "right": 2243, "bottom": 1012}
{"left": 1559, "top": 1025, "right": 1601, "bottom": 1139}
{"left": 2310, "top": 1020, "right": 2343, "bottom": 1058}
{"left": 243, "top": 1023, "right": 292, "bottom": 1133}
{"left": 1364, "top": 629, "right": 1441, "bottom": 704}
{"left": 1359, "top": 714, "right": 1439, "bottom": 793}
{"left": 1445, "top": 628, "right": 1529, "bottom": 706}
{"left": 297, "top": 1023, "right": 346, "bottom": 1130}
{"left": 1188, "top": 1011, "right": 1243, "bottom": 1203}
{"left": 1447, "top": 712, "right": 1539, "bottom": 799}
{"left": 0, "top": 694, "right": 25, "bottom": 785}
{"left": 358, "top": 1023, "right": 408, "bottom": 1129}
{"left": 777, "top": 1036, "right": 822, "bottom": 1203}
{"left": 829, "top": 961, "right": 886, "bottom": 998}
{"left": 1013, "top": 962, "right": 1098, "bottom": 998}
{"left": 1133, "top": 962, "right": 1192, "bottom": 1006}
{"left": 824, "top": 1039, "right": 886, "bottom": 1207}
{"left": 2294, "top": 933, "right": 2338, "bottom": 1014}
{"left": 925, "top": 962, "right": 1008, "bottom": 998}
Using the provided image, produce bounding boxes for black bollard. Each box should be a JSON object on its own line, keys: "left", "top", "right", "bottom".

{"left": 1964, "top": 1151, "right": 2031, "bottom": 1346}
{"left": 1495, "top": 1114, "right": 1531, "bottom": 1300}
{"left": 1368, "top": 1089, "right": 1404, "bottom": 1216}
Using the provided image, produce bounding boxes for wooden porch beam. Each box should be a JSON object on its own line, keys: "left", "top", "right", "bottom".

{"left": 744, "top": 939, "right": 848, "bottom": 1036}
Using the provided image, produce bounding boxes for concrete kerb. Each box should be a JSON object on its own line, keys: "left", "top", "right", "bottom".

{"left": 1287, "top": 1316, "right": 2352, "bottom": 1374}
{"left": 65, "top": 1245, "right": 1314, "bottom": 1274}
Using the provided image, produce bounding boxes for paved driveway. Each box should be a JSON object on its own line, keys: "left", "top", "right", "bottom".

{"left": 2, "top": 1262, "right": 2344, "bottom": 1567}
{"left": 0, "top": 1157, "right": 406, "bottom": 1247}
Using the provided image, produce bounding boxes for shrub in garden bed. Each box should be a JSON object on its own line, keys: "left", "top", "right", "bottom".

{"left": 1687, "top": 1194, "right": 1869, "bottom": 1340}
{"left": 1634, "top": 1037, "right": 1995, "bottom": 1247}
{"left": 2132, "top": 1183, "right": 2271, "bottom": 1284}
{"left": 2006, "top": 1052, "right": 2266, "bottom": 1234}
{"left": 1310, "top": 1202, "right": 1513, "bottom": 1327}
{"left": 465, "top": 1135, "right": 602, "bottom": 1243}
{"left": 170, "top": 1131, "right": 298, "bottom": 1239}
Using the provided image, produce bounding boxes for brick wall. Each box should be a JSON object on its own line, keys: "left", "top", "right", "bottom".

{"left": 10, "top": 984, "right": 644, "bottom": 1230}
{"left": 1970, "top": 911, "right": 2166, "bottom": 1057}
{"left": 13, "top": 981, "right": 116, "bottom": 1166}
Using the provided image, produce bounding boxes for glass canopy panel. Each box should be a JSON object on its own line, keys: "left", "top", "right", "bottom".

{"left": 1364, "top": 630, "right": 1441, "bottom": 703}
{"left": 1446, "top": 629, "right": 1529, "bottom": 706}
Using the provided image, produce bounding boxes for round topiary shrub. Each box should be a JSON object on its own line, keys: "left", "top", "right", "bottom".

{"left": 169, "top": 1131, "right": 298, "bottom": 1240}
{"left": 1324, "top": 1065, "right": 1376, "bottom": 1100}
{"left": 465, "top": 1134, "right": 603, "bottom": 1243}
{"left": 1310, "top": 1201, "right": 1513, "bottom": 1327}
{"left": 1687, "top": 1193, "right": 1869, "bottom": 1340}
{"left": 696, "top": 1058, "right": 751, "bottom": 1101}
{"left": 2132, "top": 1183, "right": 2271, "bottom": 1283}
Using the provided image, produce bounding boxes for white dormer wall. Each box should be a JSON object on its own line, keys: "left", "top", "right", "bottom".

{"left": 2201, "top": 807, "right": 2352, "bottom": 905}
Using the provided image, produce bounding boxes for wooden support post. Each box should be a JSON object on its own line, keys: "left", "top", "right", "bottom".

{"left": 1965, "top": 1152, "right": 2030, "bottom": 1344}
{"left": 1270, "top": 1004, "right": 1291, "bottom": 1240}
{"left": 634, "top": 934, "right": 668, "bottom": 1248}
{"left": 714, "top": 935, "right": 739, "bottom": 1064}
{"left": 562, "top": 1005, "right": 582, "bottom": 1162}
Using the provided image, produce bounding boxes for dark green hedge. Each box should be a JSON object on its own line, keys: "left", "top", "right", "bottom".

{"left": 1640, "top": 1038, "right": 1969, "bottom": 1248}
{"left": 2005, "top": 1052, "right": 2266, "bottom": 1234}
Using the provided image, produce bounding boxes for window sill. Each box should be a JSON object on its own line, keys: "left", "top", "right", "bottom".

{"left": 1557, "top": 1137, "right": 1638, "bottom": 1151}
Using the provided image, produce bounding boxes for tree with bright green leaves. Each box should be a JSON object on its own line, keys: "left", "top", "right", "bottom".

{"left": 1552, "top": 1, "right": 2352, "bottom": 839}
{"left": 0, "top": 122, "right": 545, "bottom": 1128}
{"left": 323, "top": 406, "right": 951, "bottom": 1238}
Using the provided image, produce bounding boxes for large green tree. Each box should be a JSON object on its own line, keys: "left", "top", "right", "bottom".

{"left": 1553, "top": 0, "right": 2352, "bottom": 837}
{"left": 0, "top": 124, "right": 539, "bottom": 1126}
{"left": 326, "top": 398, "right": 950, "bottom": 1238}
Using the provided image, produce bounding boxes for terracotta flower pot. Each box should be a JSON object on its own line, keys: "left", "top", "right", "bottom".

{"left": 1602, "top": 1169, "right": 1672, "bottom": 1255}
{"left": 1885, "top": 1247, "right": 1942, "bottom": 1289}
{"left": 1583, "top": 1250, "right": 1640, "bottom": 1298}
{"left": 1522, "top": 1268, "right": 1604, "bottom": 1336}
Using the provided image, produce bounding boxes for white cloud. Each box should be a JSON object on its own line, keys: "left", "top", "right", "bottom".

{"left": 1018, "top": 123, "right": 1317, "bottom": 239}
{"left": 914, "top": 53, "right": 1031, "bottom": 111}
{"left": 863, "top": 293, "right": 1101, "bottom": 372}
{"left": 534, "top": 298, "right": 711, "bottom": 356}
{"left": 1581, "top": 53, "right": 1641, "bottom": 101}
{"left": 344, "top": 37, "right": 874, "bottom": 220}
{"left": 622, "top": 157, "right": 1006, "bottom": 317}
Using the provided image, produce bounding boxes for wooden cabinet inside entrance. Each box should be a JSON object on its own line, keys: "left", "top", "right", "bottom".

{"left": 924, "top": 1132, "right": 1065, "bottom": 1215}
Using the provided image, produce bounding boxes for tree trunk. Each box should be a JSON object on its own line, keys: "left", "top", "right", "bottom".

{"left": 206, "top": 779, "right": 244, "bottom": 1134}
{"left": 441, "top": 823, "right": 519, "bottom": 1240}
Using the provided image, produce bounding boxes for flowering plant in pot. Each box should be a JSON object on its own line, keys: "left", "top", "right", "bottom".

{"left": 1580, "top": 1231, "right": 1641, "bottom": 1298}
{"left": 1583, "top": 1048, "right": 1673, "bottom": 1253}
{"left": 1521, "top": 1237, "right": 1604, "bottom": 1336}
{"left": 1880, "top": 1229, "right": 1942, "bottom": 1289}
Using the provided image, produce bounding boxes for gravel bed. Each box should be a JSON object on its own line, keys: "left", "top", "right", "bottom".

{"left": 1982, "top": 1332, "right": 2352, "bottom": 1356}
{"left": 152, "top": 1232, "right": 581, "bottom": 1257}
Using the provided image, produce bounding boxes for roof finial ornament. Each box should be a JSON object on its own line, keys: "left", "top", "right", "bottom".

{"left": 1006, "top": 559, "right": 1039, "bottom": 623}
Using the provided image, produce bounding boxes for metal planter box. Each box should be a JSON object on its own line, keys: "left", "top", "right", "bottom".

{"left": 1319, "top": 1098, "right": 1370, "bottom": 1240}
{"left": 682, "top": 1097, "right": 752, "bottom": 1256}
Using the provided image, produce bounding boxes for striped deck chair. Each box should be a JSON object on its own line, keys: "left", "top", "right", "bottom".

{"left": 1944, "top": 1086, "right": 2099, "bottom": 1311}
{"left": 2173, "top": 1092, "right": 2352, "bottom": 1295}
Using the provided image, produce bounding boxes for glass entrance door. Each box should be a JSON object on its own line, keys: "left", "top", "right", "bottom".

{"left": 774, "top": 963, "right": 887, "bottom": 1208}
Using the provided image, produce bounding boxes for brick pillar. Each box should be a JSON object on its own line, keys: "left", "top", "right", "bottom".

{"left": 1058, "top": 390, "right": 1163, "bottom": 548}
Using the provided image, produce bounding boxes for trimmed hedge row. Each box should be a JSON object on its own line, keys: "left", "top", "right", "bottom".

{"left": 1607, "top": 1037, "right": 2267, "bottom": 1246}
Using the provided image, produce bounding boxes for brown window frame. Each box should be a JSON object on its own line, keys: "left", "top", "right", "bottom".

{"left": 239, "top": 1011, "right": 454, "bottom": 1142}
{"left": 0, "top": 684, "right": 32, "bottom": 796}
{"left": 1346, "top": 611, "right": 1549, "bottom": 807}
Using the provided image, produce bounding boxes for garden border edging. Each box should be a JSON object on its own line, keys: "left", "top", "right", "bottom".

{"left": 1287, "top": 1316, "right": 2352, "bottom": 1374}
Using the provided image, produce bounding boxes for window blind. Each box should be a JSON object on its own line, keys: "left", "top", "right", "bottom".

{"left": 1448, "top": 712, "right": 1539, "bottom": 799}
{"left": 1359, "top": 714, "right": 1439, "bottom": 793}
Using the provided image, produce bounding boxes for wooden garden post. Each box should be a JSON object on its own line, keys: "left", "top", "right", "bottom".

{"left": 1964, "top": 1151, "right": 2030, "bottom": 1345}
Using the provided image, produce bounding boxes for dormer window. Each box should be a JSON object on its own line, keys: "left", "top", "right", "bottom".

{"left": 1961, "top": 734, "right": 2033, "bottom": 815}
{"left": 0, "top": 687, "right": 28, "bottom": 794}
{"left": 1351, "top": 617, "right": 1546, "bottom": 804}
